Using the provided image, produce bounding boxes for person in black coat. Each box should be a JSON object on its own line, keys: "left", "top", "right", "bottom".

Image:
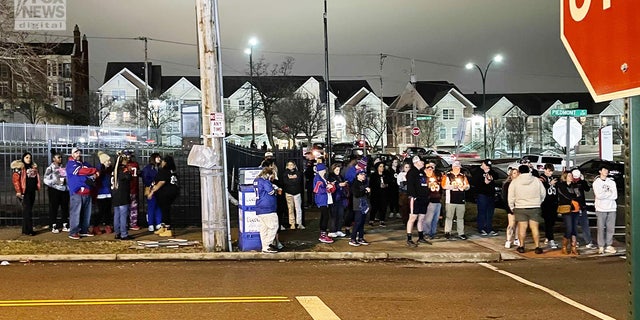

{"left": 368, "top": 161, "right": 392, "bottom": 227}
{"left": 282, "top": 161, "right": 304, "bottom": 229}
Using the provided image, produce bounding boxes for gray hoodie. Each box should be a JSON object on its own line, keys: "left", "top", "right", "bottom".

{"left": 507, "top": 173, "right": 545, "bottom": 210}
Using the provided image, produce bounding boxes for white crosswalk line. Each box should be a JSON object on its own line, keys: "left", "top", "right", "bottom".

{"left": 296, "top": 296, "right": 341, "bottom": 320}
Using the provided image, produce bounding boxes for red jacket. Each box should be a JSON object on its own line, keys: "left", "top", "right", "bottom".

{"left": 11, "top": 160, "right": 41, "bottom": 194}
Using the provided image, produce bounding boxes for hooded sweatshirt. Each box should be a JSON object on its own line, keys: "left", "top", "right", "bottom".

{"left": 507, "top": 173, "right": 546, "bottom": 210}
{"left": 593, "top": 176, "right": 617, "bottom": 212}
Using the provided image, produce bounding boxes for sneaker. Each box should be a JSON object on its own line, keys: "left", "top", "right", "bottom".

{"left": 379, "top": 221, "right": 386, "bottom": 227}
{"left": 389, "top": 212, "right": 395, "bottom": 218}
{"left": 148, "top": 226, "right": 155, "bottom": 232}
{"left": 406, "top": 240, "right": 418, "bottom": 247}
{"left": 129, "top": 226, "right": 140, "bottom": 231}
{"left": 120, "top": 235, "right": 135, "bottom": 240}
{"left": 62, "top": 223, "right": 70, "bottom": 232}
{"left": 489, "top": 231, "right": 499, "bottom": 236}
{"left": 276, "top": 241, "right": 284, "bottom": 250}
{"left": 92, "top": 226, "right": 102, "bottom": 235}
{"left": 585, "top": 243, "right": 597, "bottom": 249}
{"left": 417, "top": 238, "right": 433, "bottom": 245}
{"left": 544, "top": 238, "right": 549, "bottom": 245}
{"left": 445, "top": 232, "right": 451, "bottom": 240}
{"left": 68, "top": 233, "right": 80, "bottom": 240}
{"left": 159, "top": 229, "right": 173, "bottom": 237}
{"left": 549, "top": 240, "right": 558, "bottom": 249}
{"left": 297, "top": 225, "right": 306, "bottom": 230}
{"left": 114, "top": 234, "right": 121, "bottom": 240}
{"left": 605, "top": 246, "right": 617, "bottom": 254}
{"left": 335, "top": 231, "right": 346, "bottom": 237}
{"left": 516, "top": 246, "right": 525, "bottom": 253}
{"left": 327, "top": 232, "right": 338, "bottom": 238}
{"left": 534, "top": 247, "right": 544, "bottom": 254}
{"left": 458, "top": 234, "right": 468, "bottom": 240}
{"left": 505, "top": 241, "right": 511, "bottom": 249}
{"left": 154, "top": 226, "right": 166, "bottom": 235}
{"left": 480, "top": 230, "right": 488, "bottom": 236}
{"left": 79, "top": 233, "right": 94, "bottom": 237}
{"left": 514, "top": 239, "right": 521, "bottom": 246}
{"left": 319, "top": 234, "right": 334, "bottom": 244}
{"left": 348, "top": 240, "right": 360, "bottom": 247}
{"left": 290, "top": 225, "right": 296, "bottom": 230}
{"left": 262, "top": 248, "right": 278, "bottom": 254}
{"left": 51, "top": 225, "right": 60, "bottom": 234}
{"left": 395, "top": 213, "right": 401, "bottom": 218}
{"left": 280, "top": 225, "right": 286, "bottom": 231}
{"left": 357, "top": 238, "right": 369, "bottom": 245}
{"left": 598, "top": 247, "right": 605, "bottom": 254}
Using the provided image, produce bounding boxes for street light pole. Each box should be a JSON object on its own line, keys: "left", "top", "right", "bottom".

{"left": 466, "top": 54, "right": 503, "bottom": 158}
{"left": 246, "top": 38, "right": 257, "bottom": 144}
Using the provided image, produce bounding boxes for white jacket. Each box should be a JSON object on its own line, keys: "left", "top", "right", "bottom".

{"left": 593, "top": 177, "right": 617, "bottom": 212}
{"left": 508, "top": 173, "right": 546, "bottom": 210}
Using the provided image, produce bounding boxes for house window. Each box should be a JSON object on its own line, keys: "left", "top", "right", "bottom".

{"left": 223, "top": 98, "right": 230, "bottom": 108}
{"left": 451, "top": 127, "right": 458, "bottom": 140}
{"left": 122, "top": 111, "right": 131, "bottom": 122}
{"left": 112, "top": 89, "right": 126, "bottom": 101}
{"left": 438, "top": 128, "right": 446, "bottom": 140}
{"left": 62, "top": 63, "right": 71, "bottom": 78}
{"left": 16, "top": 83, "right": 23, "bottom": 97}
{"left": 64, "top": 101, "right": 72, "bottom": 110}
{"left": 442, "top": 109, "right": 455, "bottom": 120}
{"left": 0, "top": 81, "right": 8, "bottom": 97}
{"left": 238, "top": 100, "right": 245, "bottom": 111}
{"left": 0, "top": 65, "right": 9, "bottom": 79}
{"left": 64, "top": 82, "right": 72, "bottom": 97}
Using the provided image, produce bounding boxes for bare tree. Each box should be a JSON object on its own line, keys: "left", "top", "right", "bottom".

{"left": 344, "top": 104, "right": 375, "bottom": 143}
{"left": 505, "top": 116, "right": 527, "bottom": 157}
{"left": 15, "top": 93, "right": 50, "bottom": 124}
{"left": 416, "top": 108, "right": 439, "bottom": 148}
{"left": 273, "top": 94, "right": 324, "bottom": 146}
{"left": 249, "top": 56, "right": 297, "bottom": 148}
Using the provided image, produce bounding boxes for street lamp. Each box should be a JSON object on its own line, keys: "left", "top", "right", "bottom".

{"left": 465, "top": 54, "right": 503, "bottom": 158}
{"left": 244, "top": 37, "right": 258, "bottom": 145}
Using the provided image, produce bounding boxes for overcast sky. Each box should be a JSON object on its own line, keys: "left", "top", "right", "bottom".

{"left": 57, "top": 0, "right": 587, "bottom": 95}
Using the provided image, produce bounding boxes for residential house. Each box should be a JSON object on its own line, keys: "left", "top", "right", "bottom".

{"left": 159, "top": 76, "right": 202, "bottom": 146}
{"left": 335, "top": 82, "right": 387, "bottom": 147}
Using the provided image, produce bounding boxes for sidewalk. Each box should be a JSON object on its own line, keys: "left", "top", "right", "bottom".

{"left": 0, "top": 208, "right": 626, "bottom": 263}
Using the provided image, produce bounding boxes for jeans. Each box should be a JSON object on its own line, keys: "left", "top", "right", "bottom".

{"left": 146, "top": 197, "right": 162, "bottom": 228}
{"left": 596, "top": 211, "right": 616, "bottom": 247}
{"left": 563, "top": 212, "right": 579, "bottom": 239}
{"left": 445, "top": 203, "right": 466, "bottom": 235}
{"left": 351, "top": 210, "right": 366, "bottom": 241}
{"left": 330, "top": 203, "right": 345, "bottom": 232}
{"left": 425, "top": 202, "right": 441, "bottom": 237}
{"left": 578, "top": 209, "right": 593, "bottom": 244}
{"left": 286, "top": 193, "right": 303, "bottom": 226}
{"left": 113, "top": 204, "right": 129, "bottom": 237}
{"left": 69, "top": 193, "right": 92, "bottom": 235}
{"left": 476, "top": 194, "right": 495, "bottom": 232}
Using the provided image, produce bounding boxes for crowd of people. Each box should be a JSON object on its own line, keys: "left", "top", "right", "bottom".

{"left": 11, "top": 148, "right": 180, "bottom": 240}
{"left": 252, "top": 150, "right": 618, "bottom": 256}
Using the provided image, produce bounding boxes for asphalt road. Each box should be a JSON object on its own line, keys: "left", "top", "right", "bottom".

{"left": 0, "top": 257, "right": 627, "bottom": 320}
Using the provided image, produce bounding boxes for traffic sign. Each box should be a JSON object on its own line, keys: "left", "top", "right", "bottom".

{"left": 416, "top": 116, "right": 432, "bottom": 120}
{"left": 561, "top": 0, "right": 640, "bottom": 102}
{"left": 411, "top": 127, "right": 421, "bottom": 136}
{"left": 552, "top": 117, "right": 582, "bottom": 148}
{"left": 550, "top": 109, "right": 587, "bottom": 117}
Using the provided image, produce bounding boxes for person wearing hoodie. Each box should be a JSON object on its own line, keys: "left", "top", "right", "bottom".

{"left": 282, "top": 161, "right": 304, "bottom": 230}
{"left": 571, "top": 168, "right": 595, "bottom": 249}
{"left": 508, "top": 165, "right": 546, "bottom": 254}
{"left": 65, "top": 147, "right": 99, "bottom": 240}
{"left": 43, "top": 149, "right": 69, "bottom": 233}
{"left": 142, "top": 153, "right": 162, "bottom": 232}
{"left": 12, "top": 151, "right": 41, "bottom": 236}
{"left": 93, "top": 151, "right": 114, "bottom": 235}
{"left": 313, "top": 162, "right": 334, "bottom": 244}
{"left": 111, "top": 153, "right": 134, "bottom": 240}
{"left": 253, "top": 166, "right": 280, "bottom": 253}
{"left": 592, "top": 165, "right": 618, "bottom": 254}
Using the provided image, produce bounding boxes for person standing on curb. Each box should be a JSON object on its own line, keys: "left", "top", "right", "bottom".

{"left": 43, "top": 149, "right": 69, "bottom": 233}
{"left": 313, "top": 163, "right": 334, "bottom": 244}
{"left": 571, "top": 168, "right": 595, "bottom": 249}
{"left": 396, "top": 161, "right": 411, "bottom": 225}
{"left": 508, "top": 165, "right": 546, "bottom": 254}
{"left": 473, "top": 159, "right": 498, "bottom": 236}
{"left": 93, "top": 151, "right": 114, "bottom": 235}
{"left": 66, "top": 147, "right": 99, "bottom": 240}
{"left": 405, "top": 156, "right": 431, "bottom": 246}
{"left": 147, "top": 155, "right": 179, "bottom": 237}
{"left": 12, "top": 151, "right": 41, "bottom": 236}
{"left": 592, "top": 165, "right": 618, "bottom": 254}
{"left": 369, "top": 161, "right": 391, "bottom": 227}
{"left": 253, "top": 166, "right": 280, "bottom": 253}
{"left": 282, "top": 161, "right": 304, "bottom": 230}
{"left": 441, "top": 161, "right": 470, "bottom": 240}
{"left": 122, "top": 150, "right": 140, "bottom": 231}
{"left": 327, "top": 163, "right": 347, "bottom": 237}
{"left": 539, "top": 163, "right": 558, "bottom": 249}
{"left": 111, "top": 153, "right": 134, "bottom": 240}
{"left": 556, "top": 171, "right": 580, "bottom": 255}
{"left": 502, "top": 168, "right": 520, "bottom": 249}
{"left": 424, "top": 161, "right": 442, "bottom": 240}
{"left": 349, "top": 169, "right": 370, "bottom": 246}
{"left": 142, "top": 153, "right": 162, "bottom": 232}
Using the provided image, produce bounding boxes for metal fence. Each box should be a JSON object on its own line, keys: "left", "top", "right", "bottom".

{"left": 0, "top": 140, "right": 306, "bottom": 227}
{"left": 0, "top": 122, "right": 158, "bottom": 145}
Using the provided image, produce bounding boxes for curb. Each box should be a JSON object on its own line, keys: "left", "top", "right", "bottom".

{"left": 0, "top": 251, "right": 501, "bottom": 263}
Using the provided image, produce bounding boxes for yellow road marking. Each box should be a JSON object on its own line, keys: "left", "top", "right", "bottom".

{"left": 296, "top": 296, "right": 341, "bottom": 320}
{"left": 0, "top": 296, "right": 290, "bottom": 307}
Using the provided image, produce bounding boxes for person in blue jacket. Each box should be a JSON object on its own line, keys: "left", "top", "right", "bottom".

{"left": 314, "top": 162, "right": 334, "bottom": 244}
{"left": 253, "top": 166, "right": 281, "bottom": 254}
{"left": 142, "top": 153, "right": 162, "bottom": 232}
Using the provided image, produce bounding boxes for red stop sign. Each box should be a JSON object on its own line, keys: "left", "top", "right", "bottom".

{"left": 412, "top": 127, "right": 420, "bottom": 136}
{"left": 561, "top": 0, "right": 640, "bottom": 102}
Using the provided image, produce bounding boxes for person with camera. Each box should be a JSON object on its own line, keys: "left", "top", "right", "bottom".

{"left": 540, "top": 163, "right": 559, "bottom": 249}
{"left": 349, "top": 169, "right": 370, "bottom": 246}
{"left": 65, "top": 147, "right": 99, "bottom": 240}
{"left": 473, "top": 159, "right": 498, "bottom": 237}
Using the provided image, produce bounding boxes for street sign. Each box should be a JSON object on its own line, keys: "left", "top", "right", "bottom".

{"left": 411, "top": 127, "right": 421, "bottom": 136}
{"left": 557, "top": 102, "right": 579, "bottom": 110}
{"left": 209, "top": 112, "right": 225, "bottom": 137}
{"left": 552, "top": 117, "right": 582, "bottom": 147}
{"left": 416, "top": 116, "right": 432, "bottom": 120}
{"left": 561, "top": 0, "right": 640, "bottom": 102}
{"left": 550, "top": 109, "right": 587, "bottom": 117}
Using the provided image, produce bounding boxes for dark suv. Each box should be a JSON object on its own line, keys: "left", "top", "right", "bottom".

{"left": 578, "top": 158, "right": 624, "bottom": 190}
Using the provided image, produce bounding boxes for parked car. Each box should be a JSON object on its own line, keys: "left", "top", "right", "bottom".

{"left": 425, "top": 148, "right": 455, "bottom": 164}
{"left": 509, "top": 154, "right": 566, "bottom": 172}
{"left": 578, "top": 159, "right": 626, "bottom": 234}
{"left": 331, "top": 142, "right": 357, "bottom": 163}
{"left": 461, "top": 164, "right": 508, "bottom": 205}
{"left": 402, "top": 147, "right": 427, "bottom": 160}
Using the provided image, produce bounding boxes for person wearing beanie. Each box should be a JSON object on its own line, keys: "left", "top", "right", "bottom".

{"left": 43, "top": 149, "right": 69, "bottom": 233}
{"left": 11, "top": 151, "right": 41, "bottom": 236}
{"left": 93, "top": 151, "right": 114, "bottom": 235}
{"left": 570, "top": 168, "right": 594, "bottom": 249}
{"left": 313, "top": 162, "right": 334, "bottom": 244}
{"left": 349, "top": 169, "right": 370, "bottom": 246}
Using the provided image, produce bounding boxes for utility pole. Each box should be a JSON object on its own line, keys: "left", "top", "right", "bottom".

{"left": 192, "top": 0, "right": 228, "bottom": 251}
{"left": 380, "top": 53, "right": 387, "bottom": 153}
{"left": 323, "top": 0, "right": 331, "bottom": 165}
{"left": 137, "top": 36, "right": 149, "bottom": 131}
{"left": 410, "top": 58, "right": 417, "bottom": 147}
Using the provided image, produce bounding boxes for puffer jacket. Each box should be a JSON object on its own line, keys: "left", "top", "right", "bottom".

{"left": 11, "top": 160, "right": 41, "bottom": 194}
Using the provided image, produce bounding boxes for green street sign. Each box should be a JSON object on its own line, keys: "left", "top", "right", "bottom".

{"left": 558, "top": 102, "right": 579, "bottom": 109}
{"left": 550, "top": 109, "right": 587, "bottom": 117}
{"left": 416, "top": 116, "right": 432, "bottom": 120}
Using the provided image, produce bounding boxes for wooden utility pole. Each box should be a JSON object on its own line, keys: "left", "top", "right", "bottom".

{"left": 192, "top": 0, "right": 228, "bottom": 251}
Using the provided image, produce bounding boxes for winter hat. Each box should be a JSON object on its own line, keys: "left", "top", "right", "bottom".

{"left": 412, "top": 156, "right": 421, "bottom": 163}
{"left": 71, "top": 147, "right": 81, "bottom": 154}
{"left": 316, "top": 163, "right": 327, "bottom": 171}
{"left": 97, "top": 151, "right": 110, "bottom": 165}
{"left": 571, "top": 169, "right": 581, "bottom": 178}
{"left": 356, "top": 157, "right": 368, "bottom": 170}
{"left": 264, "top": 151, "right": 274, "bottom": 158}
{"left": 452, "top": 160, "right": 462, "bottom": 168}
{"left": 482, "top": 159, "right": 492, "bottom": 167}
